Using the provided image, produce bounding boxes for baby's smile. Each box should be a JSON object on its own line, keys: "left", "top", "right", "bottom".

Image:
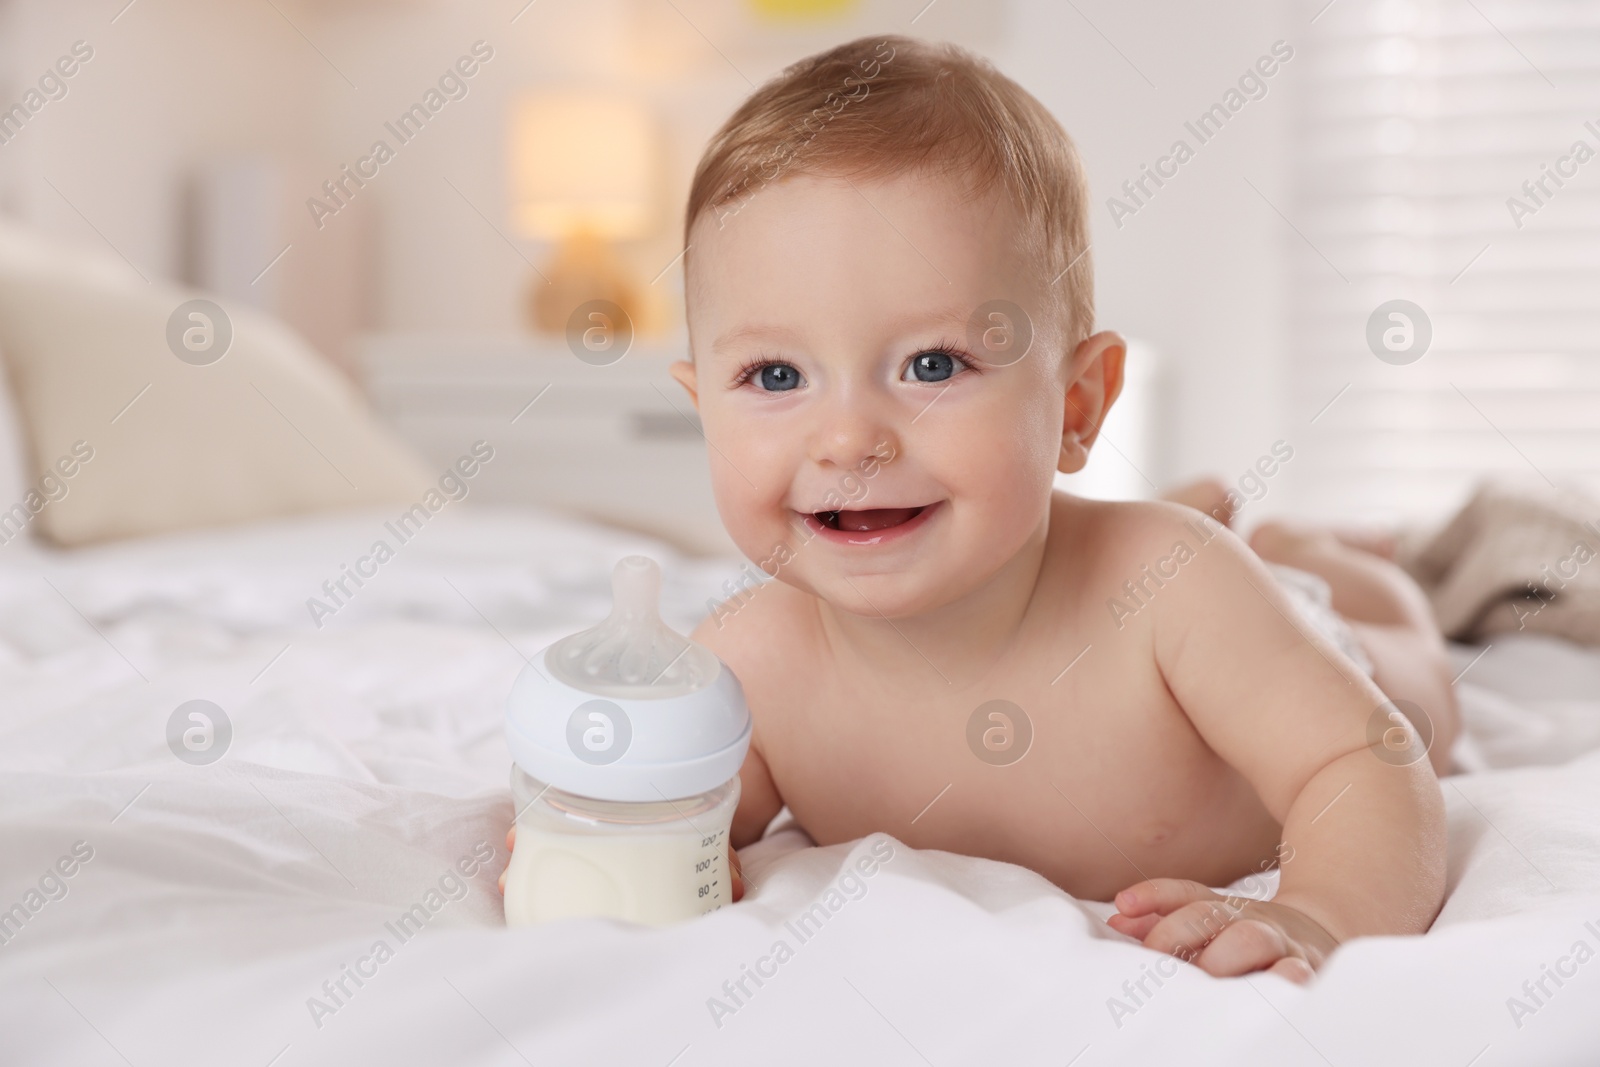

{"left": 803, "top": 502, "right": 940, "bottom": 545}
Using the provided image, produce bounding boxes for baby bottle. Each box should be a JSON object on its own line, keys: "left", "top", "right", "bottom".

{"left": 502, "top": 555, "right": 752, "bottom": 926}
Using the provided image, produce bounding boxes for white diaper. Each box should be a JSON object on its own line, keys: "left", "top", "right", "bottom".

{"left": 1264, "top": 564, "right": 1375, "bottom": 677}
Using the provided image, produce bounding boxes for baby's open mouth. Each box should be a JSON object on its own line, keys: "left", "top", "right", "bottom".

{"left": 813, "top": 506, "right": 927, "bottom": 532}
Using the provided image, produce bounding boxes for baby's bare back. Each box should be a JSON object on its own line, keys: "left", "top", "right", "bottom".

{"left": 697, "top": 496, "right": 1285, "bottom": 902}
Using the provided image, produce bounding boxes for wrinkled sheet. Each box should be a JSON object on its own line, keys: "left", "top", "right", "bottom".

{"left": 2, "top": 506, "right": 1599, "bottom": 1065}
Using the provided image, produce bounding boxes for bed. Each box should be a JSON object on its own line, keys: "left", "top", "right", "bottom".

{"left": 2, "top": 500, "right": 1599, "bottom": 1066}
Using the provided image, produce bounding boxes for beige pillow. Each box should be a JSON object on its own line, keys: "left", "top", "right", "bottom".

{"left": 0, "top": 219, "right": 432, "bottom": 545}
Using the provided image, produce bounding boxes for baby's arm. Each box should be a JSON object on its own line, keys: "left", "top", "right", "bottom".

{"left": 1109, "top": 506, "right": 1448, "bottom": 980}
{"left": 731, "top": 741, "right": 785, "bottom": 849}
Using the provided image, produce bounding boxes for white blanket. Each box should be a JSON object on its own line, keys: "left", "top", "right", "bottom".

{"left": 2, "top": 506, "right": 1599, "bottom": 1065}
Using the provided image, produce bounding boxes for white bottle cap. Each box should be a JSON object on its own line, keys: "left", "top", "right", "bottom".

{"left": 505, "top": 556, "right": 752, "bottom": 802}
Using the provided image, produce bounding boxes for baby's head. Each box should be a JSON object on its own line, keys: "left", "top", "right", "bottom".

{"left": 673, "top": 35, "right": 1125, "bottom": 617}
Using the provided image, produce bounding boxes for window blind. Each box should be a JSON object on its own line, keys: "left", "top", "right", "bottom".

{"left": 1287, "top": 0, "right": 1600, "bottom": 525}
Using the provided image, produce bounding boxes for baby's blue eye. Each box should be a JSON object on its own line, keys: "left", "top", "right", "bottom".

{"left": 904, "top": 351, "right": 958, "bottom": 383}
{"left": 758, "top": 363, "right": 803, "bottom": 391}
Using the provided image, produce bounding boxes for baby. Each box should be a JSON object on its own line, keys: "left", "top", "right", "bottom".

{"left": 507, "top": 36, "right": 1459, "bottom": 983}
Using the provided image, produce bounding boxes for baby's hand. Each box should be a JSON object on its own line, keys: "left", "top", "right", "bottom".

{"left": 1106, "top": 879, "right": 1337, "bottom": 983}
{"left": 496, "top": 824, "right": 746, "bottom": 902}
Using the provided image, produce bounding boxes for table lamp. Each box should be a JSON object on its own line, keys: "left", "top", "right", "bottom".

{"left": 510, "top": 93, "right": 658, "bottom": 334}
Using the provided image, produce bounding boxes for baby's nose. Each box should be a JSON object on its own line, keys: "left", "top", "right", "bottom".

{"left": 809, "top": 401, "right": 896, "bottom": 471}
{"left": 813, "top": 426, "right": 892, "bottom": 472}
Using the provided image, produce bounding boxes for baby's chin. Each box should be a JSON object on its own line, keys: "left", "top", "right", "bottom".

{"left": 803, "top": 569, "right": 967, "bottom": 620}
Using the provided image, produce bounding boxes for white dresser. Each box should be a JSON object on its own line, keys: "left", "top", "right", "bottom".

{"left": 361, "top": 334, "right": 736, "bottom": 555}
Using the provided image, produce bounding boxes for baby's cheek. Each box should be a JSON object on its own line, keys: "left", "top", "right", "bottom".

{"left": 707, "top": 463, "right": 790, "bottom": 558}
{"left": 948, "top": 421, "right": 1054, "bottom": 516}
{"left": 954, "top": 446, "right": 1055, "bottom": 562}
{"left": 986, "top": 470, "right": 1053, "bottom": 541}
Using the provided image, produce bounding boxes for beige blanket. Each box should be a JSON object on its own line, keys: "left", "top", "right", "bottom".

{"left": 1397, "top": 480, "right": 1600, "bottom": 646}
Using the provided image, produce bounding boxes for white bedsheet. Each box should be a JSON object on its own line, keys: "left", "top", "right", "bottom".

{"left": 2, "top": 506, "right": 1599, "bottom": 1065}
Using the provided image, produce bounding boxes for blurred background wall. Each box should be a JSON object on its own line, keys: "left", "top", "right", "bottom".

{"left": 1, "top": 0, "right": 1593, "bottom": 536}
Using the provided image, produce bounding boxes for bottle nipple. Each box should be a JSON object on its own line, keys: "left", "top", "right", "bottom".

{"left": 546, "top": 556, "right": 720, "bottom": 698}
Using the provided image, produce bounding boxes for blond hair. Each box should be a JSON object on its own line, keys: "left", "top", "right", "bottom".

{"left": 684, "top": 35, "right": 1093, "bottom": 345}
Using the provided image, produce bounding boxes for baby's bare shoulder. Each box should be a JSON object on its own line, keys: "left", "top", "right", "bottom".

{"left": 1051, "top": 493, "right": 1230, "bottom": 569}
{"left": 688, "top": 571, "right": 817, "bottom": 681}
{"left": 1045, "top": 494, "right": 1260, "bottom": 633}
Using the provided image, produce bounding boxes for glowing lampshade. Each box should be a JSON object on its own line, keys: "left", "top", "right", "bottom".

{"left": 509, "top": 94, "right": 657, "bottom": 241}
{"left": 746, "top": 0, "right": 860, "bottom": 20}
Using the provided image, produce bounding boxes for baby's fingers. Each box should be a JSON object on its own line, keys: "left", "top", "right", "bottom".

{"left": 1141, "top": 898, "right": 1242, "bottom": 960}
{"left": 497, "top": 824, "right": 517, "bottom": 894}
{"left": 1114, "top": 878, "right": 1220, "bottom": 918}
{"left": 1106, "top": 911, "right": 1162, "bottom": 941}
{"left": 1192, "top": 919, "right": 1298, "bottom": 979}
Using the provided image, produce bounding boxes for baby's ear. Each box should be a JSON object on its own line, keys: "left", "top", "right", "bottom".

{"left": 668, "top": 359, "right": 700, "bottom": 410}
{"left": 1057, "top": 331, "right": 1127, "bottom": 474}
